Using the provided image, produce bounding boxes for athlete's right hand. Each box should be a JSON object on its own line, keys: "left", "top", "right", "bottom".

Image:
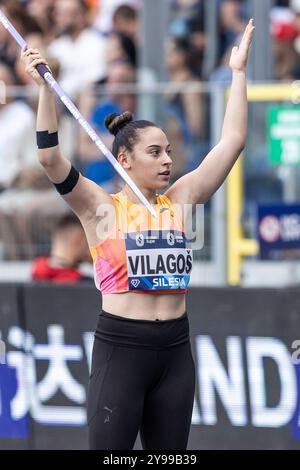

{"left": 21, "top": 46, "right": 50, "bottom": 87}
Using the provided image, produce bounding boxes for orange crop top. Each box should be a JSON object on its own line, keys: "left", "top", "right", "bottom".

{"left": 89, "top": 191, "right": 193, "bottom": 294}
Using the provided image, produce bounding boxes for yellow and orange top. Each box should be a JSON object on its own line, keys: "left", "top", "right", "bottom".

{"left": 89, "top": 191, "right": 193, "bottom": 294}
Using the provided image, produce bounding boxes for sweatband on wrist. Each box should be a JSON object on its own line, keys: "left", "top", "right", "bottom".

{"left": 53, "top": 165, "right": 80, "bottom": 195}
{"left": 37, "top": 130, "right": 59, "bottom": 149}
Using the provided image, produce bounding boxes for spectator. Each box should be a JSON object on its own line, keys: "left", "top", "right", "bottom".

{"left": 272, "top": 0, "right": 297, "bottom": 43}
{"left": 112, "top": 4, "right": 139, "bottom": 43}
{"left": 0, "top": 61, "right": 36, "bottom": 193}
{"left": 287, "top": 0, "right": 300, "bottom": 78}
{"left": 0, "top": 61, "right": 41, "bottom": 259}
{"left": 26, "top": 0, "right": 57, "bottom": 44}
{"left": 271, "top": 0, "right": 300, "bottom": 79}
{"left": 85, "top": 0, "right": 100, "bottom": 24}
{"left": 94, "top": 0, "right": 139, "bottom": 35}
{"left": 78, "top": 60, "right": 136, "bottom": 189}
{"left": 48, "top": 0, "right": 107, "bottom": 96}
{"left": 106, "top": 31, "right": 137, "bottom": 68}
{"left": 32, "top": 213, "right": 92, "bottom": 283}
{"left": 0, "top": 0, "right": 41, "bottom": 67}
{"left": 218, "top": 0, "right": 248, "bottom": 59}
{"left": 210, "top": 44, "right": 236, "bottom": 84}
{"left": 165, "top": 36, "right": 208, "bottom": 172}
{"left": 0, "top": 62, "right": 68, "bottom": 261}
{"left": 169, "top": 0, "right": 206, "bottom": 77}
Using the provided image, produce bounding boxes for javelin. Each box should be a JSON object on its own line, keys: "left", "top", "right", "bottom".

{"left": 0, "top": 9, "right": 158, "bottom": 218}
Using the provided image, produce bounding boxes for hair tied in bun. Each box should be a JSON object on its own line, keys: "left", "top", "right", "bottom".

{"left": 104, "top": 111, "right": 134, "bottom": 136}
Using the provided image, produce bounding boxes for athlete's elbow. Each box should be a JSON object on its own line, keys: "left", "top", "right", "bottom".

{"left": 235, "top": 140, "right": 245, "bottom": 156}
{"left": 38, "top": 147, "right": 60, "bottom": 167}
{"left": 229, "top": 134, "right": 246, "bottom": 155}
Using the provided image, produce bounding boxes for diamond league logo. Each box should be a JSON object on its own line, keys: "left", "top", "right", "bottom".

{"left": 166, "top": 232, "right": 175, "bottom": 246}
{"left": 131, "top": 279, "right": 140, "bottom": 288}
{"left": 136, "top": 233, "right": 144, "bottom": 247}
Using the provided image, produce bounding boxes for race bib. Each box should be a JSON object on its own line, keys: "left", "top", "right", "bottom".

{"left": 125, "top": 230, "right": 193, "bottom": 291}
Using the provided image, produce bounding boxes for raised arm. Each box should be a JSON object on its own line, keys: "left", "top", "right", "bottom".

{"left": 166, "top": 19, "right": 255, "bottom": 207}
{"left": 21, "top": 47, "right": 113, "bottom": 224}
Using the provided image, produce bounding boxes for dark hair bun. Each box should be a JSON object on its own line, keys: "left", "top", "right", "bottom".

{"left": 104, "top": 111, "right": 134, "bottom": 136}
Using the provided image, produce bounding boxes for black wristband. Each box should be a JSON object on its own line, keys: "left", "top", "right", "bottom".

{"left": 53, "top": 165, "right": 80, "bottom": 195}
{"left": 37, "top": 130, "right": 59, "bottom": 149}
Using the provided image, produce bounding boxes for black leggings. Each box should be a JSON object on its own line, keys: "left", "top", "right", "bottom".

{"left": 87, "top": 309, "right": 196, "bottom": 450}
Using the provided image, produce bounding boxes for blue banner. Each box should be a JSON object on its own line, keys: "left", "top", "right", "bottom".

{"left": 257, "top": 203, "right": 300, "bottom": 260}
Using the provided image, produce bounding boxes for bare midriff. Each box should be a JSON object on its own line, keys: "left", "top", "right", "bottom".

{"left": 101, "top": 291, "right": 186, "bottom": 321}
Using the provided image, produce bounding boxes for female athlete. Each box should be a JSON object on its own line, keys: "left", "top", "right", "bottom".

{"left": 21, "top": 19, "right": 254, "bottom": 450}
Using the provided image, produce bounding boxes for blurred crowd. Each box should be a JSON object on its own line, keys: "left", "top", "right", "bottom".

{"left": 0, "top": 0, "right": 299, "bottom": 269}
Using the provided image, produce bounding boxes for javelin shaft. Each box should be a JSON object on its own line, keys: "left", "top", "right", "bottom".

{"left": 0, "top": 9, "right": 158, "bottom": 218}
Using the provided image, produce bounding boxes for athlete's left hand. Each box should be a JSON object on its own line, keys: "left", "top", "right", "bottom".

{"left": 229, "top": 18, "right": 255, "bottom": 73}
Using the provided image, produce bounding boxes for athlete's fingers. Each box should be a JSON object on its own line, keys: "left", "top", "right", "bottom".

{"left": 28, "top": 56, "right": 45, "bottom": 66}
{"left": 240, "top": 19, "right": 255, "bottom": 51}
{"left": 20, "top": 45, "right": 29, "bottom": 60}
{"left": 23, "top": 47, "right": 41, "bottom": 58}
{"left": 29, "top": 58, "right": 49, "bottom": 69}
{"left": 26, "top": 53, "right": 42, "bottom": 60}
{"left": 240, "top": 22, "right": 249, "bottom": 44}
{"left": 27, "top": 55, "right": 49, "bottom": 69}
{"left": 23, "top": 47, "right": 35, "bottom": 56}
{"left": 26, "top": 58, "right": 49, "bottom": 73}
